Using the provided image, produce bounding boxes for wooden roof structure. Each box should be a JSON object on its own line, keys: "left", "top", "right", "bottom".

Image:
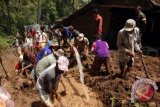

{"left": 62, "top": 0, "right": 160, "bottom": 48}
{"left": 62, "top": 0, "right": 160, "bottom": 24}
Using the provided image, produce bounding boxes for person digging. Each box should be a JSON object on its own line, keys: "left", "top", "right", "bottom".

{"left": 74, "top": 33, "right": 89, "bottom": 61}
{"left": 36, "top": 55, "right": 69, "bottom": 107}
{"left": 91, "top": 35, "right": 112, "bottom": 76}
{"left": 117, "top": 19, "right": 142, "bottom": 78}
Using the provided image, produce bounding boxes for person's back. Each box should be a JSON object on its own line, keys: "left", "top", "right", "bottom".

{"left": 95, "top": 40, "right": 109, "bottom": 58}
{"left": 36, "top": 45, "right": 52, "bottom": 62}
{"left": 35, "top": 54, "right": 56, "bottom": 76}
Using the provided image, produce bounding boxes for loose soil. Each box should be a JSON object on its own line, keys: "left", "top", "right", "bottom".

{"left": 0, "top": 48, "right": 160, "bottom": 107}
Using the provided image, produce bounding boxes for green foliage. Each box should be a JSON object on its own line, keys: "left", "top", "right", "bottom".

{"left": 0, "top": 0, "right": 91, "bottom": 35}
{"left": 41, "top": 0, "right": 58, "bottom": 24}
{"left": 0, "top": 35, "right": 10, "bottom": 53}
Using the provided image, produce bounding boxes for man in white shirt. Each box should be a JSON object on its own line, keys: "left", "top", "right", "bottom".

{"left": 117, "top": 19, "right": 142, "bottom": 78}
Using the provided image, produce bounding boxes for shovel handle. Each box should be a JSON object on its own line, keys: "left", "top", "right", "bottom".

{"left": 141, "top": 55, "right": 150, "bottom": 78}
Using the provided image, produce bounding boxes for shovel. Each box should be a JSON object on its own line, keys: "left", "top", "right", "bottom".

{"left": 141, "top": 55, "right": 150, "bottom": 78}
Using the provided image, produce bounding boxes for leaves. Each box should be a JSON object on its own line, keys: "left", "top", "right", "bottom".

{"left": 0, "top": 0, "right": 91, "bottom": 35}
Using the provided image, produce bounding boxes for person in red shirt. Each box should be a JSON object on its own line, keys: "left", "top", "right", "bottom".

{"left": 92, "top": 8, "right": 103, "bottom": 36}
{"left": 31, "top": 28, "right": 36, "bottom": 38}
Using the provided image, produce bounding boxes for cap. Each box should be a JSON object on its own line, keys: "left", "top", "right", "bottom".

{"left": 123, "top": 19, "right": 136, "bottom": 31}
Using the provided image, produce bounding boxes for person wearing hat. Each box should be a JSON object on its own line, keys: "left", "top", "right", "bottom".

{"left": 36, "top": 55, "right": 69, "bottom": 107}
{"left": 74, "top": 33, "right": 89, "bottom": 59}
{"left": 35, "top": 48, "right": 64, "bottom": 77}
{"left": 117, "top": 19, "right": 142, "bottom": 78}
{"left": 29, "top": 48, "right": 65, "bottom": 87}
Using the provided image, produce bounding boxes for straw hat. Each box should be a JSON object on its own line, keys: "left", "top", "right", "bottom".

{"left": 123, "top": 19, "right": 136, "bottom": 31}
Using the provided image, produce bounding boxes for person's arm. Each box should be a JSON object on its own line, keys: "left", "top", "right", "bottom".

{"left": 105, "top": 42, "right": 109, "bottom": 49}
{"left": 91, "top": 42, "right": 96, "bottom": 52}
{"left": 21, "top": 63, "right": 33, "bottom": 71}
{"left": 85, "top": 38, "right": 89, "bottom": 50}
{"left": 134, "top": 28, "right": 142, "bottom": 54}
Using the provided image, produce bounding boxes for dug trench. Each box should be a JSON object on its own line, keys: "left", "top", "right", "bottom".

{"left": 0, "top": 48, "right": 160, "bottom": 107}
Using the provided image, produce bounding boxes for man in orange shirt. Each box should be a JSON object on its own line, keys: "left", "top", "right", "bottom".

{"left": 92, "top": 8, "right": 103, "bottom": 36}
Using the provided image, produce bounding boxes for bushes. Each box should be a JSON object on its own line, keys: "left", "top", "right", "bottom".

{"left": 0, "top": 35, "right": 10, "bottom": 53}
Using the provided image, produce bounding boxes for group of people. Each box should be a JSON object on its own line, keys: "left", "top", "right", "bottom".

{"left": 117, "top": 5, "right": 146, "bottom": 77}
{"left": 91, "top": 6, "right": 147, "bottom": 77}
{"left": 13, "top": 6, "right": 147, "bottom": 107}
{"left": 14, "top": 23, "right": 95, "bottom": 106}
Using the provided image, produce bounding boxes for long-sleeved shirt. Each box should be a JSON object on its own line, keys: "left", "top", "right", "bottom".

{"left": 35, "top": 54, "right": 56, "bottom": 77}
{"left": 117, "top": 27, "right": 141, "bottom": 63}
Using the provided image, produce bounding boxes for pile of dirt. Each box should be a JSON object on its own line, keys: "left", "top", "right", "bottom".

{"left": 81, "top": 50, "right": 160, "bottom": 107}
{"left": 0, "top": 49, "right": 160, "bottom": 107}
{"left": 0, "top": 48, "right": 103, "bottom": 107}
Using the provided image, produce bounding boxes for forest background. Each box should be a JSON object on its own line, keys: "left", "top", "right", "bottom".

{"left": 0, "top": 0, "right": 90, "bottom": 50}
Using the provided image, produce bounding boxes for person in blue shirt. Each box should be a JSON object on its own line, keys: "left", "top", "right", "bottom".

{"left": 36, "top": 45, "right": 52, "bottom": 63}
{"left": 60, "top": 25, "right": 74, "bottom": 48}
{"left": 36, "top": 32, "right": 55, "bottom": 63}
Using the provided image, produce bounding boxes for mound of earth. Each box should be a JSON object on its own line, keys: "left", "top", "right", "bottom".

{"left": 0, "top": 48, "right": 160, "bottom": 107}
{"left": 0, "top": 48, "right": 103, "bottom": 107}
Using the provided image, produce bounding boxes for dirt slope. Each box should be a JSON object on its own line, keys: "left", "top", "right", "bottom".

{"left": 0, "top": 48, "right": 103, "bottom": 107}
{"left": 0, "top": 48, "right": 160, "bottom": 107}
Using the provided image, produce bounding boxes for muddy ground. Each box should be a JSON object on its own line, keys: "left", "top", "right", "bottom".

{"left": 0, "top": 48, "right": 160, "bottom": 107}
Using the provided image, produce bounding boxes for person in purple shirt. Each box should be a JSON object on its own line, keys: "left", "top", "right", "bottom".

{"left": 91, "top": 36, "right": 112, "bottom": 75}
